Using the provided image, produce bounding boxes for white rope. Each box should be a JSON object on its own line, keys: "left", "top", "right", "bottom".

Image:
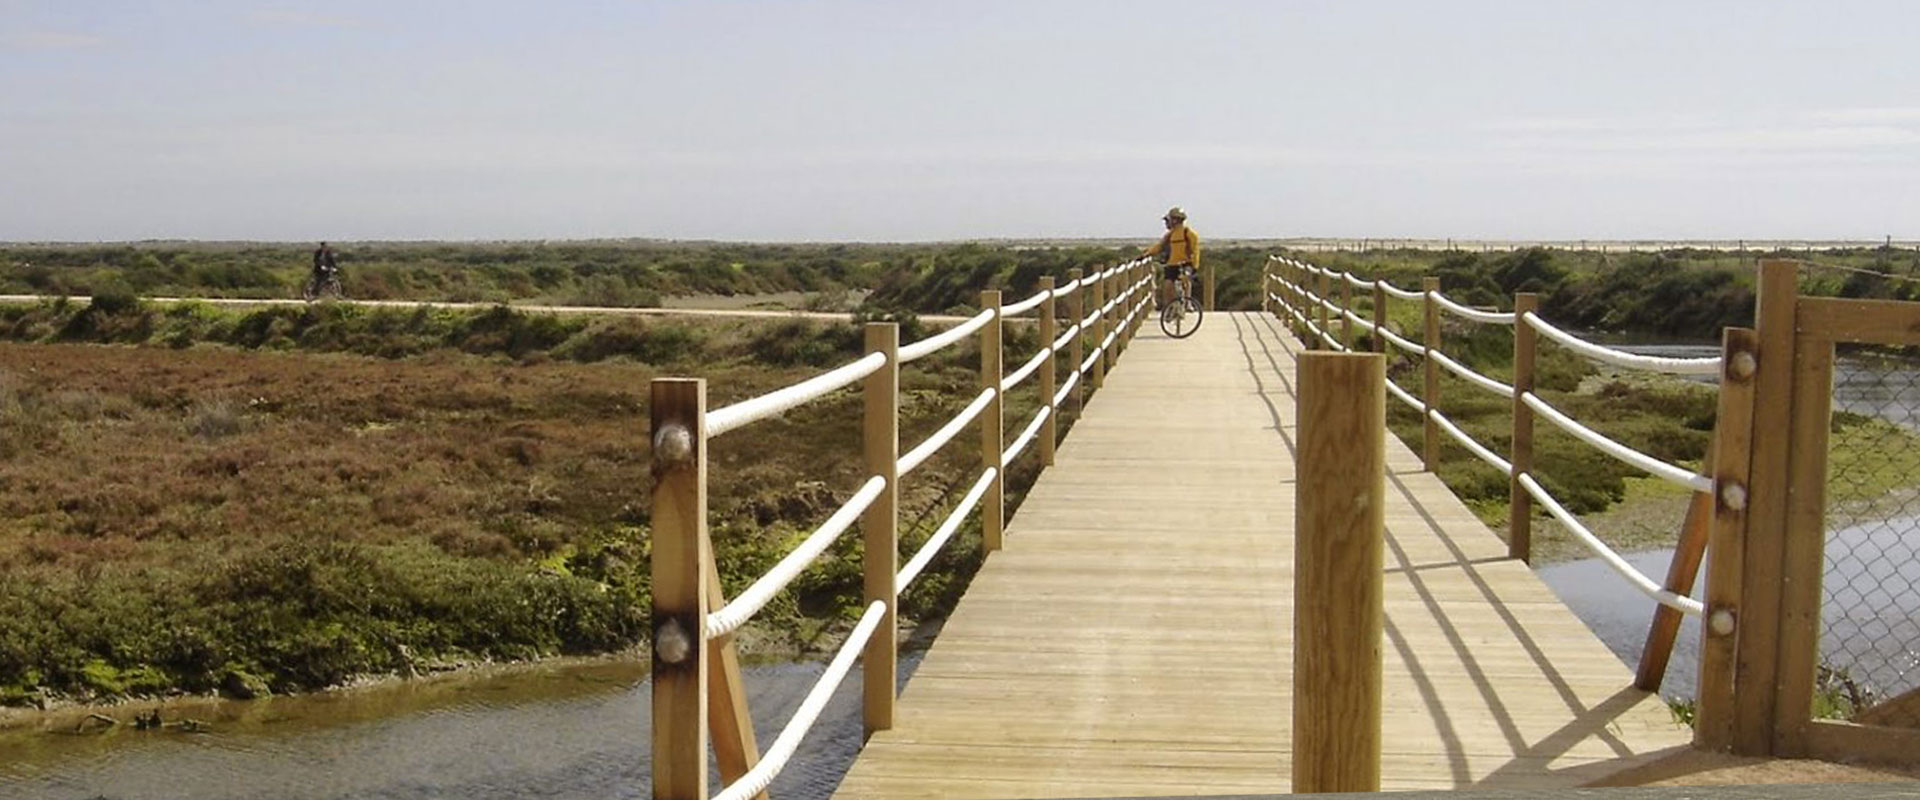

{"left": 1099, "top": 325, "right": 1120, "bottom": 356}
{"left": 1431, "top": 292, "right": 1517, "bottom": 325}
{"left": 1343, "top": 272, "right": 1373, "bottom": 289}
{"left": 1521, "top": 392, "right": 1713, "bottom": 493}
{"left": 1052, "top": 278, "right": 1082, "bottom": 297}
{"left": 1381, "top": 281, "right": 1425, "bottom": 300}
{"left": 711, "top": 600, "right": 888, "bottom": 800}
{"left": 1340, "top": 306, "right": 1379, "bottom": 334}
{"left": 898, "top": 309, "right": 995, "bottom": 364}
{"left": 1001, "top": 347, "right": 1050, "bottom": 393}
{"left": 1079, "top": 348, "right": 1101, "bottom": 375}
{"left": 1386, "top": 378, "right": 1427, "bottom": 414}
{"left": 708, "top": 352, "right": 888, "bottom": 438}
{"left": 1001, "top": 287, "right": 1048, "bottom": 316}
{"left": 1053, "top": 367, "right": 1081, "bottom": 407}
{"left": 1430, "top": 350, "right": 1515, "bottom": 398}
{"left": 1378, "top": 326, "right": 1422, "bottom": 353}
{"left": 1518, "top": 474, "right": 1704, "bottom": 616}
{"left": 1051, "top": 323, "right": 1080, "bottom": 353}
{"left": 1430, "top": 409, "right": 1514, "bottom": 474}
{"left": 1081, "top": 307, "right": 1103, "bottom": 329}
{"left": 899, "top": 388, "right": 995, "bottom": 477}
{"left": 896, "top": 468, "right": 998, "bottom": 593}
{"left": 1521, "top": 312, "right": 1722, "bottom": 376}
{"left": 1001, "top": 405, "right": 1052, "bottom": 468}
{"left": 704, "top": 476, "right": 887, "bottom": 638}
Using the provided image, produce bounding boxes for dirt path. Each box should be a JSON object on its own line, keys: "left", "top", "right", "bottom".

{"left": 0, "top": 294, "right": 976, "bottom": 324}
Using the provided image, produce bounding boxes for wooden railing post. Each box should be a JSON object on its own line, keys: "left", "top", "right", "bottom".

{"left": 650, "top": 378, "right": 709, "bottom": 800}
{"left": 1067, "top": 269, "right": 1085, "bottom": 414}
{"left": 1421, "top": 277, "right": 1442, "bottom": 472}
{"left": 1317, "top": 270, "right": 1333, "bottom": 347}
{"left": 1039, "top": 277, "right": 1059, "bottom": 467}
{"left": 1697, "top": 327, "right": 1760, "bottom": 751}
{"left": 1339, "top": 271, "right": 1354, "bottom": 350}
{"left": 1262, "top": 267, "right": 1271, "bottom": 316}
{"left": 1091, "top": 272, "right": 1108, "bottom": 389}
{"left": 1204, "top": 260, "right": 1216, "bottom": 312}
{"left": 1104, "top": 268, "right": 1120, "bottom": 370}
{"left": 1508, "top": 293, "right": 1538, "bottom": 563}
{"left": 1371, "top": 280, "right": 1387, "bottom": 355}
{"left": 861, "top": 322, "right": 899, "bottom": 735}
{"left": 1293, "top": 352, "right": 1386, "bottom": 795}
{"left": 981, "top": 290, "right": 1005, "bottom": 553}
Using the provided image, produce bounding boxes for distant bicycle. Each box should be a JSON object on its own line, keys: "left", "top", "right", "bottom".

{"left": 303, "top": 267, "right": 344, "bottom": 302}
{"left": 1158, "top": 266, "right": 1203, "bottom": 338}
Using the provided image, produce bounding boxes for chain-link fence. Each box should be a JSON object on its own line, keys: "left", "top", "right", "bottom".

{"left": 1821, "top": 351, "right": 1920, "bottom": 727}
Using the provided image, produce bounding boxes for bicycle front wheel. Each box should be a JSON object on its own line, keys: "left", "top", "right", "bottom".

{"left": 1159, "top": 297, "right": 1203, "bottom": 338}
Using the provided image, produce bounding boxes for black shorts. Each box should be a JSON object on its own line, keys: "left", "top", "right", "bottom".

{"left": 1162, "top": 264, "right": 1190, "bottom": 281}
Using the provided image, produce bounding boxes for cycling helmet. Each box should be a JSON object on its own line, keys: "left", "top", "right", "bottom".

{"left": 1163, "top": 207, "right": 1187, "bottom": 221}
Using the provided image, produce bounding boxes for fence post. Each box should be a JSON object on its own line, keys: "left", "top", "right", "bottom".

{"left": 1732, "top": 260, "right": 1800, "bottom": 755}
{"left": 1293, "top": 352, "right": 1386, "bottom": 795}
{"left": 1421, "top": 277, "right": 1442, "bottom": 472}
{"left": 1091, "top": 271, "right": 1108, "bottom": 389}
{"left": 1340, "top": 271, "right": 1354, "bottom": 350}
{"left": 1204, "top": 260, "right": 1216, "bottom": 312}
{"left": 1371, "top": 280, "right": 1387, "bottom": 355}
{"left": 1508, "top": 293, "right": 1538, "bottom": 563}
{"left": 861, "top": 323, "right": 898, "bottom": 735}
{"left": 1317, "top": 270, "right": 1333, "bottom": 347}
{"left": 650, "top": 378, "right": 709, "bottom": 800}
{"left": 1262, "top": 267, "right": 1271, "bottom": 316}
{"left": 1697, "top": 327, "right": 1760, "bottom": 751}
{"left": 1039, "top": 277, "right": 1059, "bottom": 467}
{"left": 1067, "top": 269, "right": 1085, "bottom": 414}
{"left": 1105, "top": 267, "right": 1121, "bottom": 370}
{"left": 981, "top": 290, "right": 1005, "bottom": 553}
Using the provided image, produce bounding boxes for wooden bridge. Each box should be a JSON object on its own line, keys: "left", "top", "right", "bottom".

{"left": 647, "top": 258, "right": 1920, "bottom": 800}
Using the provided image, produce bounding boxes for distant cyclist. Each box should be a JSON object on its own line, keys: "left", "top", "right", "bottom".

{"left": 1145, "top": 207, "right": 1201, "bottom": 310}
{"left": 306, "top": 242, "right": 343, "bottom": 301}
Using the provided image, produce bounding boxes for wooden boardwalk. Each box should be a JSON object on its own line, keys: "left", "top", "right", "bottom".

{"left": 832, "top": 312, "right": 1689, "bottom": 798}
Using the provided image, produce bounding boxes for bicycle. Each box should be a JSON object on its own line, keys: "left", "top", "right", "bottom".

{"left": 1158, "top": 266, "right": 1203, "bottom": 338}
{"left": 302, "top": 267, "right": 345, "bottom": 302}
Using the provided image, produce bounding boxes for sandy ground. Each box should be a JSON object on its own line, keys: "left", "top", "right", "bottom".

{"left": 1590, "top": 747, "right": 1920, "bottom": 787}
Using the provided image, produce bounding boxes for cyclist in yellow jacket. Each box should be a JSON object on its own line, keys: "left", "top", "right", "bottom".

{"left": 1147, "top": 207, "right": 1200, "bottom": 310}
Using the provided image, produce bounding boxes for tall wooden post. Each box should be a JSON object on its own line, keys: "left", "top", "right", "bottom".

{"left": 1371, "top": 281, "right": 1388, "bottom": 354}
{"left": 1317, "top": 270, "right": 1333, "bottom": 347}
{"left": 1105, "top": 268, "right": 1120, "bottom": 371}
{"left": 861, "top": 323, "right": 898, "bottom": 735}
{"left": 1039, "top": 277, "right": 1059, "bottom": 467}
{"left": 1508, "top": 293, "right": 1538, "bottom": 563}
{"left": 650, "top": 378, "right": 709, "bottom": 800}
{"left": 1775, "top": 313, "right": 1834, "bottom": 756}
{"left": 1293, "top": 352, "right": 1386, "bottom": 794}
{"left": 1697, "top": 327, "right": 1759, "bottom": 751}
{"left": 1340, "top": 272, "right": 1355, "bottom": 350}
{"left": 981, "top": 290, "right": 1005, "bottom": 553}
{"left": 1421, "top": 277, "right": 1442, "bottom": 472}
{"left": 1731, "top": 260, "right": 1799, "bottom": 754}
{"left": 1091, "top": 271, "right": 1108, "bottom": 389}
{"left": 1262, "top": 267, "right": 1271, "bottom": 315}
{"left": 1204, "top": 261, "right": 1216, "bottom": 312}
{"left": 1067, "top": 269, "right": 1085, "bottom": 414}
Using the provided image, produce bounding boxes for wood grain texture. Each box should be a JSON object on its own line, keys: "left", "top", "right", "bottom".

{"left": 649, "top": 379, "right": 709, "bottom": 800}
{"left": 830, "top": 313, "right": 1687, "bottom": 800}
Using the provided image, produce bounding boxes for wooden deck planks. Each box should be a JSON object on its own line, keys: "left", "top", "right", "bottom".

{"left": 831, "top": 312, "right": 1688, "bottom": 799}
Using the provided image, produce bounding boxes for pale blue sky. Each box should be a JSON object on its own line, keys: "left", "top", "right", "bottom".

{"left": 3, "top": 1, "right": 1916, "bottom": 242}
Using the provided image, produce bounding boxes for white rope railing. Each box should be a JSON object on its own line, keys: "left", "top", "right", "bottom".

{"left": 1385, "top": 378, "right": 1427, "bottom": 414}
{"left": 1052, "top": 278, "right": 1082, "bottom": 297}
{"left": 704, "top": 476, "right": 887, "bottom": 638}
{"left": 1343, "top": 272, "right": 1372, "bottom": 289}
{"left": 1001, "top": 287, "right": 1049, "bottom": 317}
{"left": 1381, "top": 281, "right": 1425, "bottom": 300}
{"left": 1521, "top": 392, "right": 1713, "bottom": 493}
{"left": 1430, "top": 350, "right": 1516, "bottom": 398}
{"left": 1518, "top": 474, "right": 1705, "bottom": 615}
{"left": 708, "top": 352, "right": 889, "bottom": 438}
{"left": 711, "top": 599, "right": 888, "bottom": 800}
{"left": 1001, "top": 405, "right": 1052, "bottom": 468}
{"left": 1431, "top": 292, "right": 1517, "bottom": 325}
{"left": 1378, "top": 325, "right": 1422, "bottom": 353}
{"left": 1521, "top": 312, "right": 1723, "bottom": 376}
{"left": 1430, "top": 409, "right": 1514, "bottom": 475}
{"left": 895, "top": 468, "right": 998, "bottom": 593}
{"left": 899, "top": 309, "right": 995, "bottom": 364}
{"left": 899, "top": 388, "right": 995, "bottom": 477}
{"left": 1051, "top": 323, "right": 1080, "bottom": 353}
{"left": 1002, "top": 347, "right": 1049, "bottom": 393}
{"left": 1053, "top": 365, "right": 1081, "bottom": 407}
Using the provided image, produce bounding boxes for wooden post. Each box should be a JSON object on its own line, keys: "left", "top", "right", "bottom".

{"left": 1293, "top": 352, "right": 1386, "bottom": 795}
{"left": 1732, "top": 260, "right": 1799, "bottom": 755}
{"left": 1091, "top": 271, "right": 1108, "bottom": 389}
{"left": 1635, "top": 486, "right": 1713, "bottom": 692}
{"left": 1371, "top": 281, "right": 1388, "bottom": 354}
{"left": 1775, "top": 331, "right": 1834, "bottom": 755}
{"left": 1508, "top": 293, "right": 1538, "bottom": 563}
{"left": 1105, "top": 268, "right": 1120, "bottom": 370}
{"left": 650, "top": 378, "right": 709, "bottom": 800}
{"left": 1317, "top": 270, "right": 1333, "bottom": 347}
{"left": 1421, "top": 277, "right": 1442, "bottom": 472}
{"left": 981, "top": 290, "right": 1005, "bottom": 553}
{"left": 1204, "top": 260, "right": 1216, "bottom": 312}
{"left": 1039, "top": 277, "right": 1058, "bottom": 467}
{"left": 861, "top": 322, "right": 898, "bottom": 735}
{"left": 1262, "top": 268, "right": 1271, "bottom": 315}
{"left": 1696, "top": 327, "right": 1759, "bottom": 751}
{"left": 1067, "top": 269, "right": 1085, "bottom": 414}
{"left": 1340, "top": 272, "right": 1355, "bottom": 350}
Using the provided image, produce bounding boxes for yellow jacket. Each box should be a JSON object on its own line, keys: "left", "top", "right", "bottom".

{"left": 1147, "top": 224, "right": 1200, "bottom": 267}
